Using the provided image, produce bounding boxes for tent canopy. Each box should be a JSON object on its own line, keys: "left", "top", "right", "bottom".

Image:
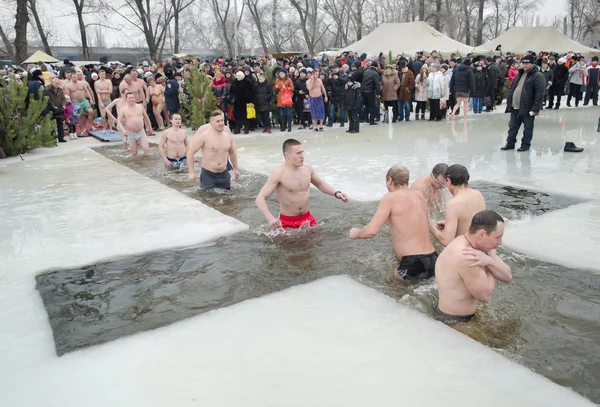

{"left": 22, "top": 50, "right": 59, "bottom": 64}
{"left": 342, "top": 22, "right": 490, "bottom": 58}
{"left": 482, "top": 26, "right": 598, "bottom": 56}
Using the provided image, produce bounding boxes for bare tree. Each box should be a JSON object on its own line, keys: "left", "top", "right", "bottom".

{"left": 101, "top": 0, "right": 174, "bottom": 60}
{"left": 504, "top": 0, "right": 537, "bottom": 30}
{"left": 14, "top": 0, "right": 28, "bottom": 63}
{"left": 172, "top": 0, "right": 195, "bottom": 53}
{"left": 0, "top": 23, "right": 14, "bottom": 59}
{"left": 475, "top": 0, "right": 485, "bottom": 45}
{"left": 72, "top": 0, "right": 91, "bottom": 59}
{"left": 289, "top": 0, "right": 328, "bottom": 55}
{"left": 27, "top": 0, "right": 52, "bottom": 55}
{"left": 245, "top": 0, "right": 269, "bottom": 55}
{"left": 434, "top": 0, "right": 441, "bottom": 31}
{"left": 208, "top": 0, "right": 245, "bottom": 56}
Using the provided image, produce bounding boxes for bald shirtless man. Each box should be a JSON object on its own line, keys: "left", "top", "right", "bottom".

{"left": 187, "top": 110, "right": 240, "bottom": 190}
{"left": 118, "top": 92, "right": 152, "bottom": 156}
{"left": 429, "top": 164, "right": 486, "bottom": 246}
{"left": 158, "top": 113, "right": 188, "bottom": 169}
{"left": 435, "top": 210, "right": 512, "bottom": 322}
{"left": 119, "top": 73, "right": 133, "bottom": 97}
{"left": 410, "top": 163, "right": 448, "bottom": 211}
{"left": 94, "top": 68, "right": 112, "bottom": 133}
{"left": 64, "top": 71, "right": 95, "bottom": 136}
{"left": 350, "top": 165, "right": 437, "bottom": 280}
{"left": 256, "top": 138, "right": 348, "bottom": 229}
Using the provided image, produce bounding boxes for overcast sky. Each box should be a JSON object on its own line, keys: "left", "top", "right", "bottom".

{"left": 3, "top": 0, "right": 568, "bottom": 48}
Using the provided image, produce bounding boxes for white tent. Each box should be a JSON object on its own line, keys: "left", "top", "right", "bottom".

{"left": 342, "top": 22, "right": 491, "bottom": 58}
{"left": 482, "top": 26, "right": 598, "bottom": 55}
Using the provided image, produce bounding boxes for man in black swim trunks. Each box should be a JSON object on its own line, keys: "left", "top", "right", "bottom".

{"left": 435, "top": 210, "right": 512, "bottom": 322}
{"left": 349, "top": 165, "right": 438, "bottom": 280}
{"left": 187, "top": 110, "right": 240, "bottom": 190}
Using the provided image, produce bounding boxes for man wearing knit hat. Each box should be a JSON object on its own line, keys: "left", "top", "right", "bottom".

{"left": 548, "top": 57, "right": 569, "bottom": 109}
{"left": 501, "top": 55, "right": 545, "bottom": 152}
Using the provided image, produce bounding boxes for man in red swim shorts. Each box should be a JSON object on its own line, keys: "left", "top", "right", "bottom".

{"left": 256, "top": 138, "right": 349, "bottom": 229}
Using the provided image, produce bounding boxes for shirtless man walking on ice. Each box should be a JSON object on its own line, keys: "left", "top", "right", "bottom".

{"left": 429, "top": 164, "right": 486, "bottom": 246}
{"left": 256, "top": 139, "right": 348, "bottom": 229}
{"left": 94, "top": 68, "right": 113, "bottom": 133}
{"left": 410, "top": 163, "right": 448, "bottom": 211}
{"left": 118, "top": 92, "right": 152, "bottom": 156}
{"left": 349, "top": 165, "right": 438, "bottom": 280}
{"left": 158, "top": 113, "right": 188, "bottom": 169}
{"left": 434, "top": 210, "right": 512, "bottom": 322}
{"left": 187, "top": 110, "right": 240, "bottom": 190}
{"left": 64, "top": 71, "right": 95, "bottom": 136}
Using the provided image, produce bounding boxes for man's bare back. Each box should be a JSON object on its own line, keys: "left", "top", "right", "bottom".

{"left": 435, "top": 210, "right": 512, "bottom": 321}
{"left": 430, "top": 164, "right": 485, "bottom": 246}
{"left": 411, "top": 175, "right": 444, "bottom": 208}
{"left": 350, "top": 165, "right": 437, "bottom": 280}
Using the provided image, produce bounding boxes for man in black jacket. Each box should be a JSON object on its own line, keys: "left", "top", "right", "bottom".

{"left": 361, "top": 60, "right": 381, "bottom": 125}
{"left": 501, "top": 56, "right": 546, "bottom": 152}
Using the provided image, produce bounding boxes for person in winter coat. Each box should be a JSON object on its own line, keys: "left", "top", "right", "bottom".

{"left": 567, "top": 57, "right": 588, "bottom": 107}
{"left": 426, "top": 63, "right": 445, "bottom": 121}
{"left": 212, "top": 71, "right": 229, "bottom": 124}
{"left": 46, "top": 77, "right": 67, "bottom": 143}
{"left": 229, "top": 70, "right": 254, "bottom": 134}
{"left": 548, "top": 57, "right": 569, "bottom": 109}
{"left": 345, "top": 75, "right": 361, "bottom": 133}
{"left": 539, "top": 59, "right": 554, "bottom": 108}
{"left": 449, "top": 59, "right": 476, "bottom": 120}
{"left": 361, "top": 60, "right": 381, "bottom": 124}
{"left": 381, "top": 65, "right": 400, "bottom": 122}
{"left": 502, "top": 56, "right": 546, "bottom": 152}
{"left": 440, "top": 64, "right": 451, "bottom": 118}
{"left": 326, "top": 70, "right": 347, "bottom": 127}
{"left": 414, "top": 65, "right": 429, "bottom": 120}
{"left": 26, "top": 68, "right": 48, "bottom": 109}
{"left": 508, "top": 62, "right": 520, "bottom": 85}
{"left": 253, "top": 72, "right": 273, "bottom": 133}
{"left": 397, "top": 60, "right": 414, "bottom": 121}
{"left": 472, "top": 63, "right": 488, "bottom": 114}
{"left": 485, "top": 57, "right": 500, "bottom": 112}
{"left": 294, "top": 68, "right": 311, "bottom": 129}
{"left": 273, "top": 69, "right": 294, "bottom": 132}
{"left": 584, "top": 56, "right": 600, "bottom": 106}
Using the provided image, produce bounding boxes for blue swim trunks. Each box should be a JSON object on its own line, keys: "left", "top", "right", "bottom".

{"left": 166, "top": 156, "right": 187, "bottom": 169}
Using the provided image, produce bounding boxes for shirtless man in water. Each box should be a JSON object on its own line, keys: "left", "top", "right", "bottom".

{"left": 350, "top": 165, "right": 437, "bottom": 280}
{"left": 410, "top": 163, "right": 448, "bottom": 211}
{"left": 158, "top": 114, "right": 188, "bottom": 169}
{"left": 435, "top": 210, "right": 512, "bottom": 322}
{"left": 256, "top": 138, "right": 348, "bottom": 229}
{"left": 64, "top": 71, "right": 95, "bottom": 136}
{"left": 105, "top": 87, "right": 130, "bottom": 148}
{"left": 429, "top": 164, "right": 486, "bottom": 246}
{"left": 187, "top": 110, "right": 240, "bottom": 190}
{"left": 94, "top": 68, "right": 113, "bottom": 133}
{"left": 118, "top": 92, "right": 152, "bottom": 156}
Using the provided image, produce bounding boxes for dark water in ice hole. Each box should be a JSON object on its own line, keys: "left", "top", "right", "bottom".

{"left": 35, "top": 146, "right": 600, "bottom": 403}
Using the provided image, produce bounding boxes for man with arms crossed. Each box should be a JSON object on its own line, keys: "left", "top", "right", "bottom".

{"left": 429, "top": 164, "right": 485, "bottom": 246}
{"left": 256, "top": 139, "right": 348, "bottom": 229}
{"left": 349, "top": 165, "right": 437, "bottom": 280}
{"left": 187, "top": 110, "right": 240, "bottom": 190}
{"left": 410, "top": 163, "right": 448, "bottom": 211}
{"left": 118, "top": 92, "right": 152, "bottom": 156}
{"left": 435, "top": 210, "right": 512, "bottom": 322}
{"left": 158, "top": 113, "right": 188, "bottom": 169}
{"left": 94, "top": 68, "right": 113, "bottom": 133}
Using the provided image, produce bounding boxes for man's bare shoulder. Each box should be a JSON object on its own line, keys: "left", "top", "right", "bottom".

{"left": 269, "top": 165, "right": 286, "bottom": 180}
{"left": 410, "top": 175, "right": 427, "bottom": 189}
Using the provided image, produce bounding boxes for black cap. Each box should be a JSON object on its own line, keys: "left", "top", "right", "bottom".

{"left": 521, "top": 56, "right": 535, "bottom": 64}
{"left": 593, "top": 56, "right": 599, "bottom": 62}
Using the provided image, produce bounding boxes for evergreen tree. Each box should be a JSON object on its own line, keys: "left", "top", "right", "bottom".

{"left": 0, "top": 78, "right": 54, "bottom": 157}
{"left": 388, "top": 50, "right": 393, "bottom": 66}
{"left": 182, "top": 70, "right": 217, "bottom": 129}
